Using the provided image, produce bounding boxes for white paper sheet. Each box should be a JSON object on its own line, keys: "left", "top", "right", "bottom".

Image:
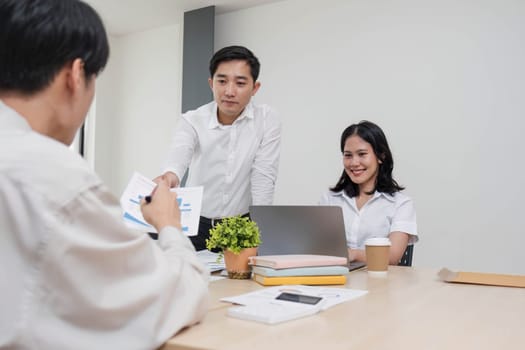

{"left": 196, "top": 249, "right": 226, "bottom": 273}
{"left": 221, "top": 285, "right": 368, "bottom": 310}
{"left": 120, "top": 172, "right": 203, "bottom": 236}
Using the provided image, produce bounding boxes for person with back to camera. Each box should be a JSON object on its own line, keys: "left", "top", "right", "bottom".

{"left": 0, "top": 1, "right": 208, "bottom": 349}
{"left": 154, "top": 45, "right": 281, "bottom": 251}
{"left": 320, "top": 121, "right": 418, "bottom": 264}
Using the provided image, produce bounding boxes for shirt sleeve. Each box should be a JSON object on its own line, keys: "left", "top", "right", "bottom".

{"left": 319, "top": 192, "right": 332, "bottom": 205}
{"left": 43, "top": 185, "right": 209, "bottom": 348}
{"left": 162, "top": 117, "right": 197, "bottom": 182}
{"left": 390, "top": 195, "right": 419, "bottom": 244}
{"left": 251, "top": 109, "right": 282, "bottom": 205}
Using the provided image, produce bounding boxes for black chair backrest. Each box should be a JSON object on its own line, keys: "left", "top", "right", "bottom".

{"left": 398, "top": 245, "right": 414, "bottom": 266}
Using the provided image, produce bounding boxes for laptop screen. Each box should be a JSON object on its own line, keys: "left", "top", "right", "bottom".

{"left": 249, "top": 205, "right": 349, "bottom": 259}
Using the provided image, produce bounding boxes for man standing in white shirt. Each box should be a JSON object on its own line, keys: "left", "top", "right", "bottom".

{"left": 155, "top": 46, "right": 281, "bottom": 251}
{"left": 0, "top": 1, "right": 208, "bottom": 349}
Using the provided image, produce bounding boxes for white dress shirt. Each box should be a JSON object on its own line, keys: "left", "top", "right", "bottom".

{"left": 163, "top": 101, "right": 281, "bottom": 218}
{"left": 0, "top": 101, "right": 209, "bottom": 350}
{"left": 320, "top": 190, "right": 418, "bottom": 249}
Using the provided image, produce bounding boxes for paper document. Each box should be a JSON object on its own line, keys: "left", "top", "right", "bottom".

{"left": 120, "top": 172, "right": 203, "bottom": 236}
{"left": 221, "top": 285, "right": 367, "bottom": 311}
{"left": 196, "top": 249, "right": 226, "bottom": 273}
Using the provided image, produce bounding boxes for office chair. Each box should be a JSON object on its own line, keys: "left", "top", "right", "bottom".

{"left": 398, "top": 245, "right": 414, "bottom": 266}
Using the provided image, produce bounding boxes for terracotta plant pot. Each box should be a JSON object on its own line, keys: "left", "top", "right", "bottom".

{"left": 223, "top": 247, "right": 258, "bottom": 279}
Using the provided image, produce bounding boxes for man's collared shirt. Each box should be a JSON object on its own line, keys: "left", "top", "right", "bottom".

{"left": 164, "top": 101, "right": 281, "bottom": 218}
{"left": 0, "top": 101, "right": 209, "bottom": 349}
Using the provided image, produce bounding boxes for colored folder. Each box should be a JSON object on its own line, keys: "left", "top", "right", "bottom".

{"left": 253, "top": 274, "right": 347, "bottom": 286}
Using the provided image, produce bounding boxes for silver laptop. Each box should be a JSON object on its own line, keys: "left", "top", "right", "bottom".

{"left": 250, "top": 205, "right": 347, "bottom": 256}
{"left": 249, "top": 205, "right": 366, "bottom": 271}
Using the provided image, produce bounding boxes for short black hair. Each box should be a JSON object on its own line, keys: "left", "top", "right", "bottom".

{"left": 209, "top": 45, "right": 260, "bottom": 82}
{"left": 0, "top": 0, "right": 109, "bottom": 95}
{"left": 330, "top": 120, "right": 404, "bottom": 197}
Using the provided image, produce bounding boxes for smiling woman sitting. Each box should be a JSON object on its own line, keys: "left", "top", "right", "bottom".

{"left": 320, "top": 121, "right": 418, "bottom": 265}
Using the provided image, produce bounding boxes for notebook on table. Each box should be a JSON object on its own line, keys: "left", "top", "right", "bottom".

{"left": 249, "top": 205, "right": 366, "bottom": 271}
{"left": 248, "top": 254, "right": 348, "bottom": 269}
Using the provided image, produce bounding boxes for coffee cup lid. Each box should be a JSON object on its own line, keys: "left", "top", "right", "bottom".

{"left": 365, "top": 237, "right": 391, "bottom": 246}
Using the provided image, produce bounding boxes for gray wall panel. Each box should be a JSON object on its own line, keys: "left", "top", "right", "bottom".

{"left": 182, "top": 6, "right": 215, "bottom": 113}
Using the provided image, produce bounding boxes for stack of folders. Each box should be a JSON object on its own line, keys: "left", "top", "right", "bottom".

{"left": 248, "top": 254, "right": 349, "bottom": 286}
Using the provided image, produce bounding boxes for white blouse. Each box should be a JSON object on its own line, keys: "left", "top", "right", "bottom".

{"left": 320, "top": 190, "right": 418, "bottom": 249}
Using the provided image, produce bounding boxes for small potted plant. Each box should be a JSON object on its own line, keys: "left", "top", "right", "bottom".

{"left": 206, "top": 215, "right": 261, "bottom": 279}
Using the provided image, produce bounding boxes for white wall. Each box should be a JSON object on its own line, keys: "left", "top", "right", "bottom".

{"left": 95, "top": 0, "right": 525, "bottom": 274}
{"left": 96, "top": 24, "right": 183, "bottom": 194}
{"left": 215, "top": 0, "right": 525, "bottom": 273}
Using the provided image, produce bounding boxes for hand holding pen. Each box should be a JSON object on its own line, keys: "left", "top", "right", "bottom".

{"left": 140, "top": 178, "right": 182, "bottom": 232}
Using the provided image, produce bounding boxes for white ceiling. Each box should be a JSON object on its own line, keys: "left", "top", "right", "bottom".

{"left": 85, "top": 0, "right": 283, "bottom": 36}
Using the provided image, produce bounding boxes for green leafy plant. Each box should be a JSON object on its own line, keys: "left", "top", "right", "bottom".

{"left": 205, "top": 216, "right": 262, "bottom": 259}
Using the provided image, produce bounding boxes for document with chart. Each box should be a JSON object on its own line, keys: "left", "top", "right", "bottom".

{"left": 222, "top": 285, "right": 368, "bottom": 324}
{"left": 120, "top": 172, "right": 203, "bottom": 236}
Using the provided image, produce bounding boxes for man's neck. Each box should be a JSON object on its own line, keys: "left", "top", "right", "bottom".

{"left": 1, "top": 92, "right": 65, "bottom": 144}
{"left": 217, "top": 109, "right": 244, "bottom": 126}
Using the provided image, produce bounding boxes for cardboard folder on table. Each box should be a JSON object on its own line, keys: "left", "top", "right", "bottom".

{"left": 438, "top": 268, "right": 525, "bottom": 288}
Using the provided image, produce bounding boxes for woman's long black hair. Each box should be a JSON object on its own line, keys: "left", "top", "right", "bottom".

{"left": 330, "top": 120, "right": 404, "bottom": 197}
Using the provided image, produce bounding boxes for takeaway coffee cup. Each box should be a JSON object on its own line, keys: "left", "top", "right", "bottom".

{"left": 365, "top": 237, "right": 391, "bottom": 277}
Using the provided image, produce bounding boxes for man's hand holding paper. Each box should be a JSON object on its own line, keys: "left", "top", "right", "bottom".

{"left": 120, "top": 172, "right": 203, "bottom": 235}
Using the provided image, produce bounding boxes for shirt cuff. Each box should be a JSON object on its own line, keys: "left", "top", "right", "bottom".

{"left": 157, "top": 226, "right": 192, "bottom": 250}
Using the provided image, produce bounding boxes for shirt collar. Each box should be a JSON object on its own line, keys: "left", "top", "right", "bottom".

{"left": 207, "top": 101, "right": 255, "bottom": 129}
{"left": 0, "top": 100, "right": 32, "bottom": 131}
{"left": 376, "top": 191, "right": 396, "bottom": 202}
{"left": 330, "top": 188, "right": 396, "bottom": 202}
